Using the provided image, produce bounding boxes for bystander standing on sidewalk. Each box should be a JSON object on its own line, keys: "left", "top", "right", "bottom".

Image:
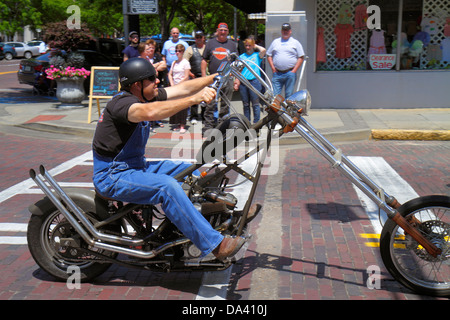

{"left": 162, "top": 28, "right": 189, "bottom": 74}
{"left": 168, "top": 44, "right": 191, "bottom": 133}
{"left": 123, "top": 31, "right": 140, "bottom": 61}
{"left": 267, "top": 23, "right": 305, "bottom": 98}
{"left": 138, "top": 40, "right": 167, "bottom": 132}
{"left": 234, "top": 38, "right": 266, "bottom": 124}
{"left": 184, "top": 30, "right": 206, "bottom": 124}
{"left": 201, "top": 22, "right": 238, "bottom": 135}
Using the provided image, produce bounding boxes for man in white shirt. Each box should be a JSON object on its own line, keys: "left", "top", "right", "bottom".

{"left": 267, "top": 23, "right": 305, "bottom": 98}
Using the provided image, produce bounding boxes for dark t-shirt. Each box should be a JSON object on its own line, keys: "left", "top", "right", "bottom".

{"left": 202, "top": 38, "right": 238, "bottom": 74}
{"left": 122, "top": 45, "right": 139, "bottom": 59}
{"left": 92, "top": 89, "right": 167, "bottom": 158}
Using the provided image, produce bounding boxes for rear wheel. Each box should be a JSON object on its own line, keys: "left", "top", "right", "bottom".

{"left": 27, "top": 207, "right": 118, "bottom": 282}
{"left": 380, "top": 195, "right": 450, "bottom": 297}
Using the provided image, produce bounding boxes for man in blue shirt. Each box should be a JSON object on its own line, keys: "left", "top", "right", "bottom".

{"left": 122, "top": 31, "right": 140, "bottom": 61}
{"left": 267, "top": 23, "right": 305, "bottom": 99}
{"left": 162, "top": 27, "right": 189, "bottom": 73}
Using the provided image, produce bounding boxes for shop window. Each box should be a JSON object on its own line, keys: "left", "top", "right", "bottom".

{"left": 315, "top": 0, "right": 450, "bottom": 71}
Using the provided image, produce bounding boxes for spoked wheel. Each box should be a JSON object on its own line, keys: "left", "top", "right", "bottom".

{"left": 380, "top": 195, "right": 450, "bottom": 297}
{"left": 27, "top": 208, "right": 118, "bottom": 282}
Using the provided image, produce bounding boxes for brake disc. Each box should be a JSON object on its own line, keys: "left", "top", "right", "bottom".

{"left": 408, "top": 220, "right": 450, "bottom": 262}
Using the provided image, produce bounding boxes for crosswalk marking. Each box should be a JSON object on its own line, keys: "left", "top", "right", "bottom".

{"left": 348, "top": 156, "right": 419, "bottom": 236}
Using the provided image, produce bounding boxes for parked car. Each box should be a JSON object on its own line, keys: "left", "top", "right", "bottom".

{"left": 0, "top": 43, "right": 18, "bottom": 60}
{"left": 18, "top": 49, "right": 120, "bottom": 92}
{"left": 87, "top": 38, "right": 125, "bottom": 65}
{"left": 0, "top": 45, "right": 4, "bottom": 60}
{"left": 5, "top": 42, "right": 40, "bottom": 59}
{"left": 27, "top": 40, "right": 48, "bottom": 54}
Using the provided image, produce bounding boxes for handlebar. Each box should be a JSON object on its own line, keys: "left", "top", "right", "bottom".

{"left": 199, "top": 53, "right": 311, "bottom": 125}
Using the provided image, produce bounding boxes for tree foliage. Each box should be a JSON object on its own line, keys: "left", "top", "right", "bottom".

{"left": 0, "top": 0, "right": 42, "bottom": 40}
{"left": 43, "top": 21, "right": 93, "bottom": 51}
{"left": 3, "top": 0, "right": 263, "bottom": 40}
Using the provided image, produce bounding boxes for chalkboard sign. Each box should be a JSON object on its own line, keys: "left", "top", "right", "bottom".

{"left": 87, "top": 66, "right": 120, "bottom": 123}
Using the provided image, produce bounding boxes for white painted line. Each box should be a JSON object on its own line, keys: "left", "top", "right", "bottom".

{"left": 196, "top": 268, "right": 233, "bottom": 300}
{"left": 0, "top": 223, "right": 27, "bottom": 232}
{"left": 0, "top": 237, "right": 27, "bottom": 245}
{"left": 195, "top": 154, "right": 258, "bottom": 300}
{"left": 0, "top": 151, "right": 93, "bottom": 203}
{"left": 348, "top": 156, "right": 418, "bottom": 234}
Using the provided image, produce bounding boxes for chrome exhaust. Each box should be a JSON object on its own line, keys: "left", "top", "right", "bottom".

{"left": 34, "top": 165, "right": 145, "bottom": 247}
{"left": 29, "top": 165, "right": 235, "bottom": 260}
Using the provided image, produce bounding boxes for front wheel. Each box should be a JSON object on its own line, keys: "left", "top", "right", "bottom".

{"left": 27, "top": 206, "right": 118, "bottom": 282}
{"left": 380, "top": 195, "right": 450, "bottom": 297}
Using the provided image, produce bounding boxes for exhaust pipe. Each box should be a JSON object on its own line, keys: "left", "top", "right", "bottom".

{"left": 34, "top": 165, "right": 145, "bottom": 247}
{"left": 29, "top": 166, "right": 234, "bottom": 260}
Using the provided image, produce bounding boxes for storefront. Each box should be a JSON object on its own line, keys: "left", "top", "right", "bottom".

{"left": 266, "top": 0, "right": 450, "bottom": 109}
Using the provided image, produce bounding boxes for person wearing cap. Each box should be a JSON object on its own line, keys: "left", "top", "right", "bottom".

{"left": 123, "top": 31, "right": 140, "bottom": 61}
{"left": 162, "top": 27, "right": 189, "bottom": 74}
{"left": 267, "top": 23, "right": 305, "bottom": 98}
{"left": 184, "top": 30, "right": 206, "bottom": 124}
{"left": 201, "top": 22, "right": 238, "bottom": 135}
{"left": 92, "top": 57, "right": 246, "bottom": 261}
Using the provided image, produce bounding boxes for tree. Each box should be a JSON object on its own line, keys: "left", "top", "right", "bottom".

{"left": 158, "top": 0, "right": 183, "bottom": 42}
{"left": 0, "top": 0, "right": 42, "bottom": 40}
{"left": 43, "top": 21, "right": 93, "bottom": 52}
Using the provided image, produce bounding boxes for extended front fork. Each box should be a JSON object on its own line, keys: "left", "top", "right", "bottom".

{"left": 279, "top": 111, "right": 442, "bottom": 258}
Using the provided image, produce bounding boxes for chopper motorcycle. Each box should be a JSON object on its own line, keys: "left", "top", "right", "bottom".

{"left": 27, "top": 53, "right": 449, "bottom": 297}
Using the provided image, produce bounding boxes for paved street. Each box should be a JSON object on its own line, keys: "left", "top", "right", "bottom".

{"left": 0, "top": 58, "right": 449, "bottom": 304}
{"left": 0, "top": 129, "right": 448, "bottom": 301}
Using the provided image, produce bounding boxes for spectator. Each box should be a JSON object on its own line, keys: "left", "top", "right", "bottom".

{"left": 138, "top": 40, "right": 167, "bottom": 132}
{"left": 123, "top": 31, "right": 140, "bottom": 61}
{"left": 267, "top": 23, "right": 305, "bottom": 98}
{"left": 168, "top": 44, "right": 191, "bottom": 133}
{"left": 162, "top": 27, "right": 189, "bottom": 74}
{"left": 144, "top": 39, "right": 167, "bottom": 86}
{"left": 184, "top": 30, "right": 206, "bottom": 124}
{"left": 201, "top": 22, "right": 238, "bottom": 135}
{"left": 234, "top": 38, "right": 266, "bottom": 124}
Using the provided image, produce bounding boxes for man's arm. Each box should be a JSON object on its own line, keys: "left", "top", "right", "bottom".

{"left": 291, "top": 56, "right": 304, "bottom": 74}
{"left": 201, "top": 59, "right": 208, "bottom": 77}
{"left": 267, "top": 56, "right": 276, "bottom": 73}
{"left": 165, "top": 73, "right": 217, "bottom": 99}
{"left": 128, "top": 86, "right": 216, "bottom": 123}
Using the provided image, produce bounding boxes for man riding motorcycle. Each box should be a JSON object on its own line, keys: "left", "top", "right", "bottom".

{"left": 91, "top": 58, "right": 245, "bottom": 260}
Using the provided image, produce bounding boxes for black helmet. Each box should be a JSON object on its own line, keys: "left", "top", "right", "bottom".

{"left": 119, "top": 58, "right": 156, "bottom": 88}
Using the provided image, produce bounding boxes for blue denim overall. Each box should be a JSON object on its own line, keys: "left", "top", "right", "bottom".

{"left": 93, "top": 121, "right": 223, "bottom": 256}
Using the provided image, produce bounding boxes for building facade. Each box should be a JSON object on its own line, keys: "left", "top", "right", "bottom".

{"left": 266, "top": 0, "right": 450, "bottom": 109}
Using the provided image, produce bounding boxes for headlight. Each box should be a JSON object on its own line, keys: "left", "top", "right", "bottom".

{"left": 286, "top": 90, "right": 312, "bottom": 116}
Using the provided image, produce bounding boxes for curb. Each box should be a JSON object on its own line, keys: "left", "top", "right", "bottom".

{"left": 371, "top": 129, "right": 450, "bottom": 141}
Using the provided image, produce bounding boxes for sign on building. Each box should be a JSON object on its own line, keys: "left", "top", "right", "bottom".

{"left": 123, "top": 0, "right": 158, "bottom": 15}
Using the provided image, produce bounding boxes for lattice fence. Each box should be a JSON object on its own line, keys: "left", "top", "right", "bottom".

{"left": 316, "top": 0, "right": 370, "bottom": 71}
{"left": 420, "top": 0, "right": 450, "bottom": 69}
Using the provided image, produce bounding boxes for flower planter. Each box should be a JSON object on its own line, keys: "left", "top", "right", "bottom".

{"left": 55, "top": 77, "right": 86, "bottom": 107}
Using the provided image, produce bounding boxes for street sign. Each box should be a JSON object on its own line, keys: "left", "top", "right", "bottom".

{"left": 123, "top": 0, "right": 158, "bottom": 15}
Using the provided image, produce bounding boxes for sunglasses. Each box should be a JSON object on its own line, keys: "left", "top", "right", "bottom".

{"left": 175, "top": 50, "right": 184, "bottom": 53}
{"left": 147, "top": 75, "right": 156, "bottom": 82}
